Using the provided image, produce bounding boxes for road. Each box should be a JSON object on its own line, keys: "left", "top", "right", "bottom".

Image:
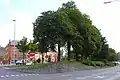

{"left": 0, "top": 66, "right": 120, "bottom": 80}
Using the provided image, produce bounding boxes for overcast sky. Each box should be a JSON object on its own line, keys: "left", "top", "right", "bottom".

{"left": 0, "top": 0, "right": 120, "bottom": 52}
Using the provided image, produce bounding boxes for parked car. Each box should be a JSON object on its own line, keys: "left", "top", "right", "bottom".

{"left": 15, "top": 60, "right": 26, "bottom": 65}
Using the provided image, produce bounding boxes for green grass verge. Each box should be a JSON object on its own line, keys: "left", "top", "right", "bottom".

{"left": 27, "top": 63, "right": 48, "bottom": 69}
{"left": 4, "top": 65, "right": 22, "bottom": 68}
{"left": 17, "top": 63, "right": 48, "bottom": 70}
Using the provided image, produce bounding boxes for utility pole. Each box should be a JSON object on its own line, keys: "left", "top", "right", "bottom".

{"left": 13, "top": 20, "right": 16, "bottom": 64}
{"left": 104, "top": 0, "right": 120, "bottom": 4}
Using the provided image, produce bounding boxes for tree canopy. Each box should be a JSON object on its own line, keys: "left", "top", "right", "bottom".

{"left": 33, "top": 1, "right": 118, "bottom": 62}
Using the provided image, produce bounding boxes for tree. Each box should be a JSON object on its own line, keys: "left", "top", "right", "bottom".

{"left": 28, "top": 40, "right": 38, "bottom": 64}
{"left": 33, "top": 0, "right": 117, "bottom": 63}
{"left": 58, "top": 1, "right": 78, "bottom": 61}
{"left": 16, "top": 36, "right": 28, "bottom": 64}
{"left": 107, "top": 48, "right": 118, "bottom": 61}
{"left": 28, "top": 40, "right": 38, "bottom": 52}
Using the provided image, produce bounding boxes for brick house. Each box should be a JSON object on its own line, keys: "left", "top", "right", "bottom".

{"left": 4, "top": 40, "right": 58, "bottom": 64}
{"left": 4, "top": 40, "right": 23, "bottom": 64}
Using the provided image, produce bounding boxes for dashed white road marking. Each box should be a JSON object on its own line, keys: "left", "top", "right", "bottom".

{"left": 16, "top": 75, "right": 19, "bottom": 76}
{"left": 76, "top": 76, "right": 91, "bottom": 80}
{"left": 24, "top": 74, "right": 28, "bottom": 76}
{"left": 0, "top": 76, "right": 4, "bottom": 78}
{"left": 75, "top": 71, "right": 115, "bottom": 80}
{"left": 11, "top": 75, "right": 15, "bottom": 76}
{"left": 20, "top": 74, "right": 24, "bottom": 76}
{"left": 93, "top": 76, "right": 105, "bottom": 79}
{"left": 0, "top": 73, "right": 40, "bottom": 78}
{"left": 62, "top": 74, "right": 72, "bottom": 77}
{"left": 5, "top": 75, "right": 9, "bottom": 77}
{"left": 28, "top": 74, "right": 32, "bottom": 75}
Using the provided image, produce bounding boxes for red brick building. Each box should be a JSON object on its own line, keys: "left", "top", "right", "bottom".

{"left": 4, "top": 40, "right": 23, "bottom": 64}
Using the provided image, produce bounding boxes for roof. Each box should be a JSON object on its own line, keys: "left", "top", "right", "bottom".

{"left": 0, "top": 47, "right": 5, "bottom": 56}
{"left": 5, "top": 40, "right": 19, "bottom": 48}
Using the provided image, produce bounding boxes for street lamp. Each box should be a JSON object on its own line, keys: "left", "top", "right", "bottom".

{"left": 104, "top": 0, "right": 120, "bottom": 4}
{"left": 13, "top": 20, "right": 16, "bottom": 64}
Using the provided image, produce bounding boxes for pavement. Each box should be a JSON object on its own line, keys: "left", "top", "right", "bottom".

{"left": 0, "top": 65, "right": 120, "bottom": 80}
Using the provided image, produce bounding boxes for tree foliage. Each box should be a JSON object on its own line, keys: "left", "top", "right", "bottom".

{"left": 33, "top": 1, "right": 118, "bottom": 62}
{"left": 16, "top": 37, "right": 28, "bottom": 64}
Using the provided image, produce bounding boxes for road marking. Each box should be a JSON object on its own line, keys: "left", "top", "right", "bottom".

{"left": 11, "top": 75, "right": 15, "bottom": 76}
{"left": 16, "top": 75, "right": 19, "bottom": 76}
{"left": 0, "top": 73, "right": 40, "bottom": 78}
{"left": 75, "top": 71, "right": 113, "bottom": 80}
{"left": 104, "top": 73, "right": 120, "bottom": 80}
{"left": 76, "top": 76, "right": 91, "bottom": 79}
{"left": 5, "top": 75, "right": 9, "bottom": 77}
{"left": 0, "top": 76, "right": 4, "bottom": 78}
{"left": 24, "top": 74, "right": 28, "bottom": 76}
{"left": 28, "top": 74, "right": 32, "bottom": 75}
{"left": 93, "top": 76, "right": 105, "bottom": 79}
{"left": 20, "top": 74, "right": 24, "bottom": 76}
{"left": 62, "top": 74, "right": 72, "bottom": 77}
{"left": 36, "top": 74, "right": 40, "bottom": 75}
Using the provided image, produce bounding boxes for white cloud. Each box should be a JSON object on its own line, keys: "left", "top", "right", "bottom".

{"left": 1, "top": 0, "right": 120, "bottom": 52}
{"left": 2, "top": 0, "right": 11, "bottom": 6}
{"left": 11, "top": 10, "right": 34, "bottom": 40}
{"left": 74, "top": 0, "right": 120, "bottom": 52}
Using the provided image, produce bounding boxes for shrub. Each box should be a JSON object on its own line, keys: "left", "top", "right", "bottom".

{"left": 82, "top": 60, "right": 96, "bottom": 66}
{"left": 82, "top": 60, "right": 105, "bottom": 67}
{"left": 105, "top": 62, "right": 116, "bottom": 66}
{"left": 94, "top": 61, "right": 104, "bottom": 67}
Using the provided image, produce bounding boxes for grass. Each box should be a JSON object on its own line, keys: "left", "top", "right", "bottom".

{"left": 3, "top": 65, "right": 22, "bottom": 68}
{"left": 26, "top": 63, "right": 48, "bottom": 69}
{"left": 16, "top": 63, "right": 48, "bottom": 70}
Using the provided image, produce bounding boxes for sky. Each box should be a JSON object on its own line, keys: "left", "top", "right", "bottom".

{"left": 0, "top": 0, "right": 120, "bottom": 52}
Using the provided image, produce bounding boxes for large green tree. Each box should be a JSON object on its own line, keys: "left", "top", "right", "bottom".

{"left": 33, "top": 0, "right": 117, "bottom": 63}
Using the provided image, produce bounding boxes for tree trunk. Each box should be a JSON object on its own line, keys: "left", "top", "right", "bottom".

{"left": 42, "top": 53, "right": 44, "bottom": 64}
{"left": 67, "top": 41, "right": 71, "bottom": 61}
{"left": 75, "top": 52, "right": 79, "bottom": 61}
{"left": 23, "top": 52, "right": 24, "bottom": 65}
{"left": 57, "top": 44, "right": 61, "bottom": 62}
{"left": 34, "top": 52, "right": 35, "bottom": 65}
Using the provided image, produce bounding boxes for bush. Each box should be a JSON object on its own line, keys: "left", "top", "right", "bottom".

{"left": 82, "top": 60, "right": 96, "bottom": 66}
{"left": 94, "top": 61, "right": 104, "bottom": 67}
{"left": 82, "top": 60, "right": 105, "bottom": 67}
{"left": 105, "top": 62, "right": 118, "bottom": 67}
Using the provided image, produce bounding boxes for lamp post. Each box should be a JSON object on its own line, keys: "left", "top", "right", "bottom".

{"left": 13, "top": 20, "right": 16, "bottom": 64}
{"left": 104, "top": 0, "right": 120, "bottom": 4}
{"left": 104, "top": 1, "right": 113, "bottom": 4}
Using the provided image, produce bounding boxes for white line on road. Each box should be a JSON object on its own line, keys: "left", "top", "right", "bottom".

{"left": 11, "top": 75, "right": 15, "bottom": 76}
{"left": 104, "top": 73, "right": 120, "bottom": 80}
{"left": 62, "top": 74, "right": 72, "bottom": 77}
{"left": 93, "top": 76, "right": 105, "bottom": 79}
{"left": 20, "top": 74, "right": 24, "bottom": 76}
{"left": 0, "top": 76, "right": 4, "bottom": 78}
{"left": 75, "top": 71, "right": 114, "bottom": 80}
{"left": 5, "top": 75, "right": 9, "bottom": 77}
{"left": 76, "top": 76, "right": 91, "bottom": 79}
{"left": 16, "top": 75, "right": 19, "bottom": 76}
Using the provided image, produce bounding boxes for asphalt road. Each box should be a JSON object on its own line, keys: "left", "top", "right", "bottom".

{"left": 0, "top": 66, "right": 120, "bottom": 80}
